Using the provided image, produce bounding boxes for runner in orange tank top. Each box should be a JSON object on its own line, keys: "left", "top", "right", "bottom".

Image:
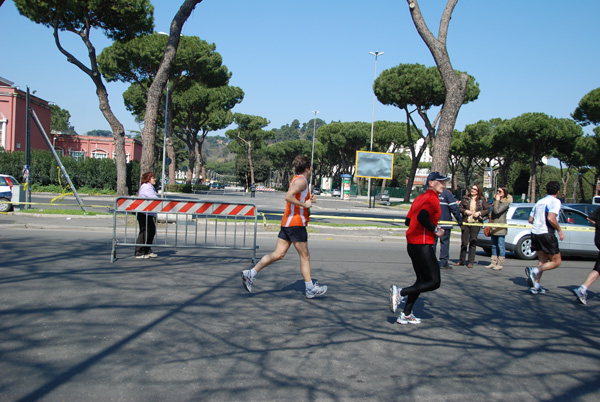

{"left": 241, "top": 155, "right": 328, "bottom": 299}
{"left": 281, "top": 174, "right": 310, "bottom": 227}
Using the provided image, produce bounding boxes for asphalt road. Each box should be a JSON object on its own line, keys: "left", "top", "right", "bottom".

{"left": 1, "top": 215, "right": 600, "bottom": 401}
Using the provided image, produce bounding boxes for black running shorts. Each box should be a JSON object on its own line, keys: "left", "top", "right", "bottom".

{"left": 531, "top": 233, "right": 560, "bottom": 255}
{"left": 278, "top": 226, "right": 308, "bottom": 242}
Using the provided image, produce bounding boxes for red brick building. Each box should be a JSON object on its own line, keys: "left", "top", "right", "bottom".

{"left": 0, "top": 76, "right": 51, "bottom": 152}
{"left": 1, "top": 76, "right": 141, "bottom": 162}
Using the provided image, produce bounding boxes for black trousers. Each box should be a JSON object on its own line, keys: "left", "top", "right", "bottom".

{"left": 403, "top": 244, "right": 441, "bottom": 315}
{"left": 459, "top": 225, "right": 480, "bottom": 264}
{"left": 135, "top": 213, "right": 156, "bottom": 256}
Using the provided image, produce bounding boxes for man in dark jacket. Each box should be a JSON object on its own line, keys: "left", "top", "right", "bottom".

{"left": 434, "top": 188, "right": 462, "bottom": 269}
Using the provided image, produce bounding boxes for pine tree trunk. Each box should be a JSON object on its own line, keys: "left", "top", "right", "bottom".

{"left": 407, "top": 0, "right": 468, "bottom": 175}
{"left": 140, "top": 0, "right": 204, "bottom": 180}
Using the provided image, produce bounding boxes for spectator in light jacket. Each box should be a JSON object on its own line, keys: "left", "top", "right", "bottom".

{"left": 135, "top": 171, "right": 159, "bottom": 259}
{"left": 435, "top": 188, "right": 462, "bottom": 269}
{"left": 485, "top": 187, "right": 513, "bottom": 271}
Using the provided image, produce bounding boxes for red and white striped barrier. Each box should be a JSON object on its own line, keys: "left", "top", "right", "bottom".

{"left": 116, "top": 197, "right": 256, "bottom": 217}
{"left": 111, "top": 197, "right": 259, "bottom": 263}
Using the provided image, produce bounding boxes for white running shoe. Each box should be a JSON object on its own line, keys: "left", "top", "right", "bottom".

{"left": 305, "top": 281, "right": 327, "bottom": 299}
{"left": 241, "top": 270, "right": 255, "bottom": 293}
{"left": 573, "top": 287, "right": 587, "bottom": 305}
{"left": 389, "top": 285, "right": 404, "bottom": 313}
{"left": 397, "top": 312, "right": 421, "bottom": 325}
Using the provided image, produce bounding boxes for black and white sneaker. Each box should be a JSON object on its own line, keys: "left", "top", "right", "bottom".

{"left": 525, "top": 267, "right": 536, "bottom": 288}
{"left": 529, "top": 286, "right": 546, "bottom": 294}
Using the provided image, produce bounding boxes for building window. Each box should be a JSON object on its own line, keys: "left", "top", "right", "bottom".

{"left": 112, "top": 152, "right": 131, "bottom": 163}
{"left": 92, "top": 149, "right": 108, "bottom": 159}
{"left": 54, "top": 147, "right": 64, "bottom": 156}
{"left": 69, "top": 150, "right": 86, "bottom": 161}
{"left": 0, "top": 117, "right": 6, "bottom": 150}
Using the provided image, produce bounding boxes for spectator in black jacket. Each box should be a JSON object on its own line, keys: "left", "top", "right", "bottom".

{"left": 435, "top": 188, "right": 462, "bottom": 269}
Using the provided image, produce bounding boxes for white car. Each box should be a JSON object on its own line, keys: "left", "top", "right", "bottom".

{"left": 476, "top": 203, "right": 597, "bottom": 260}
{"left": 0, "top": 174, "right": 19, "bottom": 212}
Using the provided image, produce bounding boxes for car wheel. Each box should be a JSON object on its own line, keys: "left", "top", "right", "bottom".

{"left": 515, "top": 235, "right": 537, "bottom": 260}
{"left": 0, "top": 198, "right": 12, "bottom": 213}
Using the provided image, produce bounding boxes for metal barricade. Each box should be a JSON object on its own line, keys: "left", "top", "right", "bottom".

{"left": 111, "top": 197, "right": 258, "bottom": 263}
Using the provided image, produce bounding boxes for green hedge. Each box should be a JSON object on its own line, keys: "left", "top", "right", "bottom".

{"left": 0, "top": 150, "right": 140, "bottom": 195}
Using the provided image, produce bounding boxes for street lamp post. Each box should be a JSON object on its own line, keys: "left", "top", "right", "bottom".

{"left": 367, "top": 50, "right": 383, "bottom": 208}
{"left": 156, "top": 31, "right": 170, "bottom": 198}
{"left": 161, "top": 80, "right": 168, "bottom": 198}
{"left": 310, "top": 110, "right": 319, "bottom": 192}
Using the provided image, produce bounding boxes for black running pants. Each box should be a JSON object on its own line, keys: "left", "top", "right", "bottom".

{"left": 403, "top": 244, "right": 441, "bottom": 315}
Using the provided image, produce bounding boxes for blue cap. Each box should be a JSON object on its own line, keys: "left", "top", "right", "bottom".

{"left": 427, "top": 171, "right": 449, "bottom": 185}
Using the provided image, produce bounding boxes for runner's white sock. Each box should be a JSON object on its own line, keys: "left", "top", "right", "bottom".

{"left": 250, "top": 268, "right": 257, "bottom": 278}
{"left": 581, "top": 285, "right": 588, "bottom": 293}
{"left": 305, "top": 281, "right": 314, "bottom": 290}
{"left": 532, "top": 267, "right": 540, "bottom": 276}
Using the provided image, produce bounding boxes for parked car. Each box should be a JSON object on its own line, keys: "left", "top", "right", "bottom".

{"left": 332, "top": 188, "right": 341, "bottom": 197}
{"left": 564, "top": 203, "right": 600, "bottom": 216}
{"left": 476, "top": 203, "right": 596, "bottom": 260}
{"left": 375, "top": 192, "right": 391, "bottom": 206}
{"left": 312, "top": 188, "right": 320, "bottom": 195}
{"left": 0, "top": 174, "right": 19, "bottom": 212}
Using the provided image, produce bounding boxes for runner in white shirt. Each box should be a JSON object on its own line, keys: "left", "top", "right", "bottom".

{"left": 525, "top": 181, "right": 565, "bottom": 294}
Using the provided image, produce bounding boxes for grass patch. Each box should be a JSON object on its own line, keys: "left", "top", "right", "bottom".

{"left": 18, "top": 208, "right": 110, "bottom": 216}
{"left": 31, "top": 184, "right": 117, "bottom": 196}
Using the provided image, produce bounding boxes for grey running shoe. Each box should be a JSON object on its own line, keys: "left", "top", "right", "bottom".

{"left": 573, "top": 287, "right": 587, "bottom": 305}
{"left": 306, "top": 281, "right": 327, "bottom": 299}
{"left": 529, "top": 286, "right": 546, "bottom": 294}
{"left": 397, "top": 312, "right": 421, "bottom": 325}
{"left": 241, "top": 270, "right": 255, "bottom": 293}
{"left": 525, "top": 267, "right": 536, "bottom": 288}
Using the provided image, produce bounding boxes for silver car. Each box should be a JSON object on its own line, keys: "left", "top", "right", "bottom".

{"left": 476, "top": 203, "right": 597, "bottom": 260}
{"left": 0, "top": 174, "right": 19, "bottom": 212}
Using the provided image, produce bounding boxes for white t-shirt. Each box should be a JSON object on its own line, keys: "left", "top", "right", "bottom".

{"left": 530, "top": 195, "right": 561, "bottom": 235}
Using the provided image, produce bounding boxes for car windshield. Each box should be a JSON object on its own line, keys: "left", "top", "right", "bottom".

{"left": 511, "top": 207, "right": 532, "bottom": 221}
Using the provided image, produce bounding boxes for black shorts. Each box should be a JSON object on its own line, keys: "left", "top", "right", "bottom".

{"left": 278, "top": 226, "right": 308, "bottom": 242}
{"left": 531, "top": 233, "right": 560, "bottom": 255}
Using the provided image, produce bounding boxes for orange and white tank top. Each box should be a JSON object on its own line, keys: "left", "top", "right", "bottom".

{"left": 281, "top": 175, "right": 310, "bottom": 227}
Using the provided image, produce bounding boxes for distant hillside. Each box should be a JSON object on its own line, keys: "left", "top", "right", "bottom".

{"left": 203, "top": 135, "right": 234, "bottom": 163}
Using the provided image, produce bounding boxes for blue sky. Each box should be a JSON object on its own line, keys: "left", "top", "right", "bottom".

{"left": 1, "top": 0, "right": 599, "bottom": 138}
